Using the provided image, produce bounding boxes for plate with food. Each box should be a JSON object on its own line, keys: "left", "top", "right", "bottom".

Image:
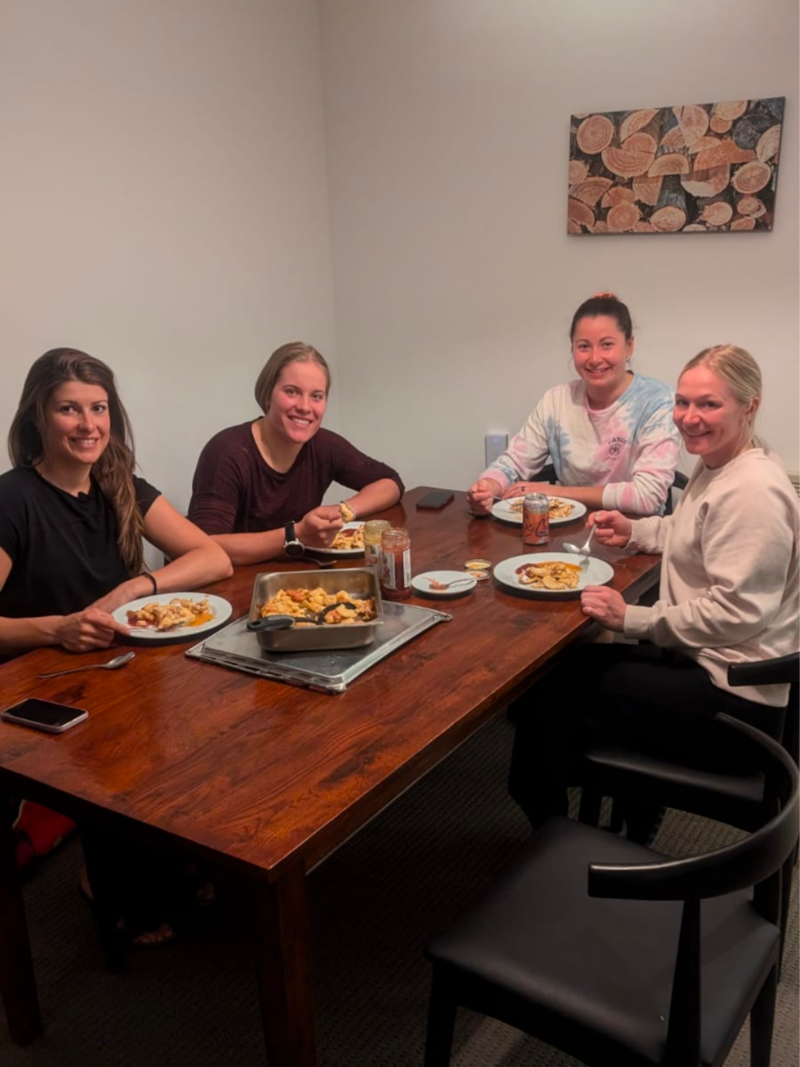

{"left": 492, "top": 553, "right": 613, "bottom": 598}
{"left": 113, "top": 593, "right": 233, "bottom": 641}
{"left": 411, "top": 571, "right": 477, "bottom": 598}
{"left": 312, "top": 522, "right": 365, "bottom": 557}
{"left": 491, "top": 496, "right": 587, "bottom": 527}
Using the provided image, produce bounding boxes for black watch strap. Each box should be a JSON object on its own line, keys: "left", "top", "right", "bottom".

{"left": 283, "top": 521, "right": 305, "bottom": 558}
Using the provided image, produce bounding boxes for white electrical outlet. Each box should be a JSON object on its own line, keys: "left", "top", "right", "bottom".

{"left": 484, "top": 433, "right": 508, "bottom": 467}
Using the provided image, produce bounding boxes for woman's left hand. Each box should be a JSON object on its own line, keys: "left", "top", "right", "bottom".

{"left": 580, "top": 586, "right": 627, "bottom": 632}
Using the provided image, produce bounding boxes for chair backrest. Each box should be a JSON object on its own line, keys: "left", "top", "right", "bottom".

{"left": 587, "top": 712, "right": 797, "bottom": 1066}
{"left": 587, "top": 713, "right": 798, "bottom": 905}
{"left": 729, "top": 653, "right": 799, "bottom": 768}
{"left": 663, "top": 470, "right": 689, "bottom": 516}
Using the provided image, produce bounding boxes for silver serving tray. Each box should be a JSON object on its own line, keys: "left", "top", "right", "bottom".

{"left": 185, "top": 601, "right": 451, "bottom": 693}
{"left": 248, "top": 568, "right": 383, "bottom": 651}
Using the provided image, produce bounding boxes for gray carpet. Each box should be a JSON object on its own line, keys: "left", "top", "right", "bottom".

{"left": 0, "top": 713, "right": 797, "bottom": 1066}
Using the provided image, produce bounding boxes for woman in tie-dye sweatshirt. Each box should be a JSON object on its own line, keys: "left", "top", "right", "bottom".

{"left": 468, "top": 294, "right": 680, "bottom": 516}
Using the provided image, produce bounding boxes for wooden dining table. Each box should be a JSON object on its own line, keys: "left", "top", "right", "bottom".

{"left": 0, "top": 487, "right": 660, "bottom": 1065}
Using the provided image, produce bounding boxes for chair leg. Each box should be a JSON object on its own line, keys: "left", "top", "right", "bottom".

{"left": 608, "top": 799, "right": 625, "bottom": 834}
{"left": 578, "top": 787, "right": 601, "bottom": 826}
{"left": 425, "top": 969, "right": 458, "bottom": 1067}
{"left": 750, "top": 964, "right": 777, "bottom": 1067}
{"left": 778, "top": 849, "right": 796, "bottom": 980}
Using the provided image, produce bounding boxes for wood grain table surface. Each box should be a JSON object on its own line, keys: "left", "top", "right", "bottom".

{"left": 0, "top": 487, "right": 660, "bottom": 1064}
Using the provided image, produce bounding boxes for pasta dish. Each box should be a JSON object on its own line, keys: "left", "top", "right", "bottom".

{"left": 514, "top": 561, "right": 582, "bottom": 591}
{"left": 259, "top": 587, "right": 377, "bottom": 626}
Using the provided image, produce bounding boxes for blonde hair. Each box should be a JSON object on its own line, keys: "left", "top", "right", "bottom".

{"left": 254, "top": 343, "right": 330, "bottom": 414}
{"left": 9, "top": 349, "right": 144, "bottom": 574}
{"left": 680, "top": 344, "right": 763, "bottom": 452}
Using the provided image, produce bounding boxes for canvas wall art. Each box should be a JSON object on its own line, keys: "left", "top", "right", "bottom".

{"left": 567, "top": 97, "right": 784, "bottom": 235}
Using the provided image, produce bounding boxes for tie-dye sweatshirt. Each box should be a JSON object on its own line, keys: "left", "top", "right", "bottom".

{"left": 480, "top": 373, "right": 681, "bottom": 515}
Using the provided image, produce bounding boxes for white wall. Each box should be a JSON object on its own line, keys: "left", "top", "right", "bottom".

{"left": 319, "top": 0, "right": 799, "bottom": 490}
{"left": 1, "top": 0, "right": 339, "bottom": 512}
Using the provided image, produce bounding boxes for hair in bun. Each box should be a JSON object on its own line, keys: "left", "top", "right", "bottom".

{"left": 570, "top": 293, "right": 632, "bottom": 341}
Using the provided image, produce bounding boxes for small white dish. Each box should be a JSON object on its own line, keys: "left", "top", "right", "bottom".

{"left": 411, "top": 570, "right": 477, "bottom": 598}
{"left": 112, "top": 593, "right": 233, "bottom": 641}
{"left": 311, "top": 522, "right": 365, "bottom": 557}
{"left": 492, "top": 553, "right": 613, "bottom": 599}
{"left": 491, "top": 497, "right": 587, "bottom": 527}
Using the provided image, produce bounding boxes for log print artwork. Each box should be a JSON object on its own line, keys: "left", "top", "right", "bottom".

{"left": 568, "top": 98, "right": 784, "bottom": 235}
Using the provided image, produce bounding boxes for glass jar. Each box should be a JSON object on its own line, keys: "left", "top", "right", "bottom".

{"left": 363, "top": 519, "right": 391, "bottom": 573}
{"left": 380, "top": 527, "right": 412, "bottom": 600}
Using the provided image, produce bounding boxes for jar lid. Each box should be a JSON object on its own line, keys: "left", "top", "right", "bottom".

{"left": 464, "top": 558, "right": 491, "bottom": 570}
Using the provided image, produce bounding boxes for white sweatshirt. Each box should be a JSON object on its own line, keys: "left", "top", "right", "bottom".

{"left": 623, "top": 449, "right": 799, "bottom": 707}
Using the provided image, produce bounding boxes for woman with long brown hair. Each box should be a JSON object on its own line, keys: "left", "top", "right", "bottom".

{"left": 1, "top": 348, "right": 232, "bottom": 656}
{"left": 189, "top": 342, "right": 403, "bottom": 562}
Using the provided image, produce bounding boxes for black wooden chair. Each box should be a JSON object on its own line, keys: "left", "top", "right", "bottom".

{"left": 577, "top": 654, "right": 798, "bottom": 964}
{"left": 424, "top": 712, "right": 798, "bottom": 1067}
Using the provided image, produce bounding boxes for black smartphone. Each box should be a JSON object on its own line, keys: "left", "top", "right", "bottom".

{"left": 1, "top": 698, "right": 89, "bottom": 734}
{"left": 416, "top": 490, "right": 455, "bottom": 510}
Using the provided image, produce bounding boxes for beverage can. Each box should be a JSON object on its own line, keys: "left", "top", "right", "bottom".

{"left": 522, "top": 493, "right": 550, "bottom": 545}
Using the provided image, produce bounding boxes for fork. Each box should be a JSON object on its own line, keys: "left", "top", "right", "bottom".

{"left": 564, "top": 526, "right": 596, "bottom": 571}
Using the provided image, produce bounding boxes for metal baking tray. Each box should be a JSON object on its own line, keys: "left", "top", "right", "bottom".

{"left": 185, "top": 601, "right": 452, "bottom": 693}
{"left": 248, "top": 568, "right": 383, "bottom": 651}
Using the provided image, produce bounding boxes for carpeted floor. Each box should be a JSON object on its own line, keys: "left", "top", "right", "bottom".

{"left": 1, "top": 713, "right": 797, "bottom": 1066}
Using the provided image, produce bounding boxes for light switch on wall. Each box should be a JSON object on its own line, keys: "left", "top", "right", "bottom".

{"left": 484, "top": 433, "right": 508, "bottom": 468}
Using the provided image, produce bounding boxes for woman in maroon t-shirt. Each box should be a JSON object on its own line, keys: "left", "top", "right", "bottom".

{"left": 189, "top": 343, "right": 404, "bottom": 564}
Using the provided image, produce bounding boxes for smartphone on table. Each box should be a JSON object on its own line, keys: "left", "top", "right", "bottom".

{"left": 1, "top": 698, "right": 88, "bottom": 734}
{"left": 416, "top": 490, "right": 455, "bottom": 510}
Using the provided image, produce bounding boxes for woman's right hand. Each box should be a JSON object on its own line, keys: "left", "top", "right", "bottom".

{"left": 297, "top": 505, "right": 343, "bottom": 548}
{"left": 57, "top": 607, "right": 131, "bottom": 652}
{"left": 467, "top": 478, "right": 502, "bottom": 515}
{"left": 589, "top": 510, "right": 632, "bottom": 548}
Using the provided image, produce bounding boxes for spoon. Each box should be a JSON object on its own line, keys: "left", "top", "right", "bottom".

{"left": 247, "top": 615, "right": 297, "bottom": 632}
{"left": 563, "top": 526, "right": 596, "bottom": 569}
{"left": 426, "top": 577, "right": 475, "bottom": 591}
{"left": 38, "top": 651, "right": 136, "bottom": 679}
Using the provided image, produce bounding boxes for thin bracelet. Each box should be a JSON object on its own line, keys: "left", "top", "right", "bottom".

{"left": 141, "top": 571, "right": 158, "bottom": 595}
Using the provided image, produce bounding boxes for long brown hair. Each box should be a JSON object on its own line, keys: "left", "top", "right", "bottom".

{"left": 254, "top": 342, "right": 331, "bottom": 414}
{"left": 8, "top": 348, "right": 144, "bottom": 574}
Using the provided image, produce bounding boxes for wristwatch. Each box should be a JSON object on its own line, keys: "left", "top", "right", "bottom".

{"left": 283, "top": 521, "right": 305, "bottom": 559}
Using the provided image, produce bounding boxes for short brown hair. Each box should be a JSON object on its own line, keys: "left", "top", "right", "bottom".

{"left": 254, "top": 343, "right": 330, "bottom": 414}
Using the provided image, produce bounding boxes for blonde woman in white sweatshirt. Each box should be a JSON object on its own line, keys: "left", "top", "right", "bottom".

{"left": 509, "top": 345, "right": 799, "bottom": 829}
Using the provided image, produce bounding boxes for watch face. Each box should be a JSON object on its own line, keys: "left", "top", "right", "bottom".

{"left": 285, "top": 540, "right": 305, "bottom": 558}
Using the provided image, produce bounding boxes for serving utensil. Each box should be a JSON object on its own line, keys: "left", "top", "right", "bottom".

{"left": 563, "top": 526, "right": 596, "bottom": 570}
{"left": 247, "top": 615, "right": 296, "bottom": 632}
{"left": 38, "top": 651, "right": 136, "bottom": 679}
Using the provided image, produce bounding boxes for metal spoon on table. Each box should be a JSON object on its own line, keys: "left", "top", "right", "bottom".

{"left": 38, "top": 651, "right": 136, "bottom": 679}
{"left": 563, "top": 525, "right": 596, "bottom": 571}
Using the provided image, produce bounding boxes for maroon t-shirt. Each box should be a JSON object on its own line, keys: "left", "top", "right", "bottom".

{"left": 188, "top": 422, "right": 404, "bottom": 535}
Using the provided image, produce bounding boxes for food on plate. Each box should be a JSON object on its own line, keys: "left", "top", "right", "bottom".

{"left": 338, "top": 501, "right": 355, "bottom": 522}
{"left": 127, "top": 596, "right": 213, "bottom": 631}
{"left": 547, "top": 498, "right": 574, "bottom": 520}
{"left": 258, "top": 587, "right": 377, "bottom": 626}
{"left": 331, "top": 524, "right": 365, "bottom": 550}
{"left": 508, "top": 497, "right": 573, "bottom": 519}
{"left": 514, "top": 560, "right": 582, "bottom": 591}
{"left": 428, "top": 579, "right": 449, "bottom": 591}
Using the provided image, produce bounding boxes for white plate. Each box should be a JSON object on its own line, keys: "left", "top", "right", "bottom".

{"left": 492, "top": 553, "right": 613, "bottom": 598}
{"left": 411, "top": 570, "right": 477, "bottom": 598}
{"left": 113, "top": 593, "right": 233, "bottom": 641}
{"left": 491, "top": 497, "right": 588, "bottom": 527}
{"left": 311, "top": 522, "right": 365, "bottom": 557}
